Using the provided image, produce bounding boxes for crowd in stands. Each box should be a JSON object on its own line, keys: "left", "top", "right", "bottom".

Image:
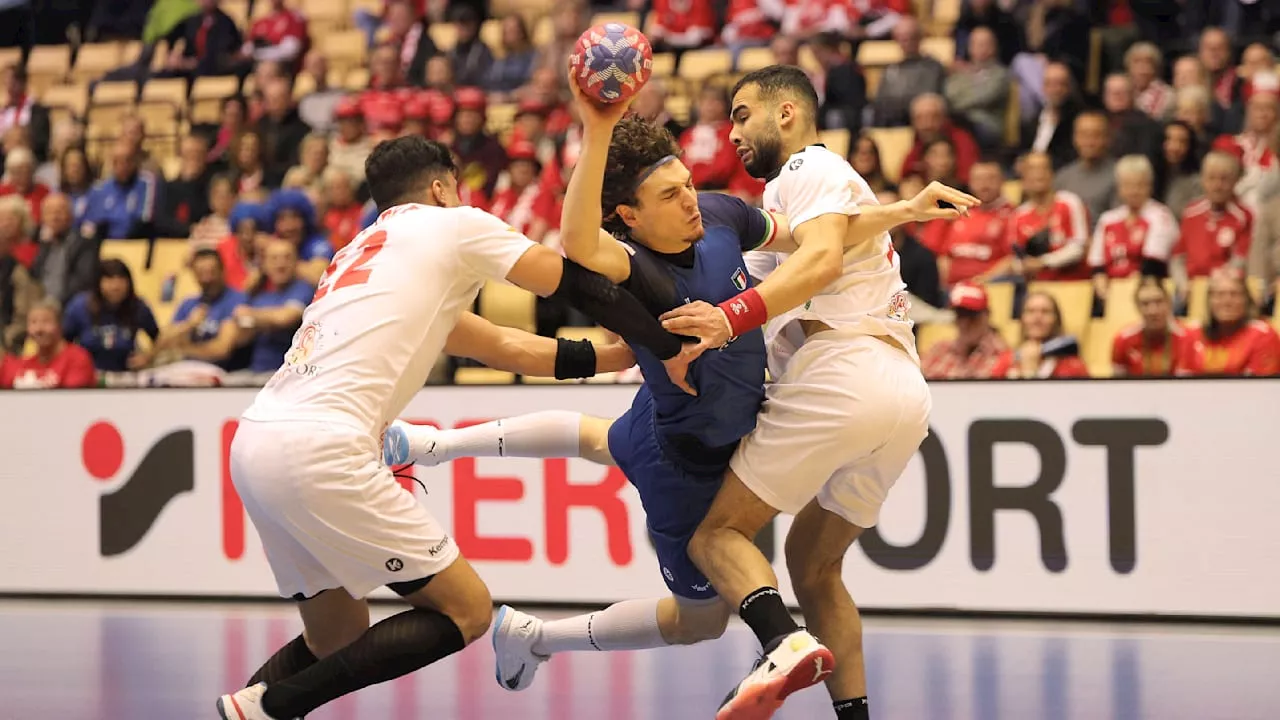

{"left": 1, "top": 0, "right": 1279, "bottom": 390}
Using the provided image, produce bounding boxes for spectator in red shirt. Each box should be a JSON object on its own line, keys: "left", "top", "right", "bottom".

{"left": 1111, "top": 278, "right": 1196, "bottom": 377}
{"left": 1126, "top": 42, "right": 1174, "bottom": 121}
{"left": 921, "top": 282, "right": 1013, "bottom": 379}
{"left": 328, "top": 97, "right": 372, "bottom": 184}
{"left": 1088, "top": 155, "right": 1178, "bottom": 303}
{"left": 488, "top": 141, "right": 547, "bottom": 240}
{"left": 1184, "top": 267, "right": 1280, "bottom": 376}
{"left": 1008, "top": 151, "right": 1090, "bottom": 281}
{"left": 1173, "top": 150, "right": 1252, "bottom": 299}
{"left": 239, "top": 0, "right": 309, "bottom": 70}
{"left": 218, "top": 202, "right": 266, "bottom": 291}
{"left": 0, "top": 146, "right": 49, "bottom": 226}
{"left": 1005, "top": 290, "right": 1090, "bottom": 378}
{"left": 931, "top": 159, "right": 1014, "bottom": 285}
{"left": 1211, "top": 74, "right": 1278, "bottom": 211}
{"left": 321, "top": 167, "right": 363, "bottom": 253}
{"left": 900, "top": 93, "right": 980, "bottom": 183}
{"left": 679, "top": 86, "right": 765, "bottom": 201}
{"left": 723, "top": 0, "right": 780, "bottom": 54}
{"left": 0, "top": 298, "right": 95, "bottom": 389}
{"left": 647, "top": 0, "right": 716, "bottom": 55}
{"left": 1198, "top": 27, "right": 1243, "bottom": 113}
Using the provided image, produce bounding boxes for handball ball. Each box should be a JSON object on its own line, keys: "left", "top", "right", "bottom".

{"left": 569, "top": 23, "right": 654, "bottom": 104}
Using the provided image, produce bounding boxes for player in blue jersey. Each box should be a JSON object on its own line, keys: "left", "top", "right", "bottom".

{"left": 383, "top": 83, "right": 840, "bottom": 696}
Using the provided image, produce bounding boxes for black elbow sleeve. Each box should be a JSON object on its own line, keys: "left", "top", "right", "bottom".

{"left": 550, "top": 259, "right": 684, "bottom": 360}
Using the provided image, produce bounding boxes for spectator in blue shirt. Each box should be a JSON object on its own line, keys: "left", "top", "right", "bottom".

{"left": 156, "top": 248, "right": 250, "bottom": 371}
{"left": 234, "top": 238, "right": 314, "bottom": 373}
{"left": 62, "top": 258, "right": 159, "bottom": 371}
{"left": 79, "top": 141, "right": 162, "bottom": 240}
{"left": 264, "top": 188, "right": 331, "bottom": 286}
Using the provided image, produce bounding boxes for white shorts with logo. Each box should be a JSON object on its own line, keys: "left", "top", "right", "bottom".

{"left": 730, "top": 332, "right": 932, "bottom": 528}
{"left": 230, "top": 418, "right": 459, "bottom": 600}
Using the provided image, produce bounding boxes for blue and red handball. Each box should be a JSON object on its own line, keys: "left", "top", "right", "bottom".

{"left": 569, "top": 23, "right": 654, "bottom": 104}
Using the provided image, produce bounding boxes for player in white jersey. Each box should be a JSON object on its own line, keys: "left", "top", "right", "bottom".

{"left": 658, "top": 66, "right": 980, "bottom": 720}
{"left": 215, "top": 136, "right": 694, "bottom": 720}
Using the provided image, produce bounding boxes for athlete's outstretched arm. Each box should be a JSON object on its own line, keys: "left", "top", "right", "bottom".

{"left": 557, "top": 72, "right": 635, "bottom": 283}
{"left": 444, "top": 311, "right": 634, "bottom": 378}
{"left": 660, "top": 181, "right": 980, "bottom": 346}
{"left": 505, "top": 244, "right": 702, "bottom": 394}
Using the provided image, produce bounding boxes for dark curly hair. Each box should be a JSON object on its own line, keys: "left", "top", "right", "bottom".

{"left": 600, "top": 114, "right": 681, "bottom": 238}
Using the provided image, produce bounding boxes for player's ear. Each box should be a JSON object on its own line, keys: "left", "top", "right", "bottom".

{"left": 777, "top": 100, "right": 795, "bottom": 129}
{"left": 615, "top": 204, "right": 640, "bottom": 230}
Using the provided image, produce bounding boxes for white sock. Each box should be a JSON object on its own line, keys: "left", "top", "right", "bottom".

{"left": 433, "top": 410, "right": 583, "bottom": 462}
{"left": 533, "top": 599, "right": 668, "bottom": 655}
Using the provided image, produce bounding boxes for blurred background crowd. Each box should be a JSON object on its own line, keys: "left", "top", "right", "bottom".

{"left": 0, "top": 0, "right": 1279, "bottom": 391}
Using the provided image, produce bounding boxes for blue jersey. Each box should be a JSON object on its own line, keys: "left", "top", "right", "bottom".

{"left": 621, "top": 193, "right": 774, "bottom": 472}
{"left": 246, "top": 279, "right": 314, "bottom": 372}
{"left": 174, "top": 287, "right": 250, "bottom": 371}
{"left": 62, "top": 291, "right": 160, "bottom": 371}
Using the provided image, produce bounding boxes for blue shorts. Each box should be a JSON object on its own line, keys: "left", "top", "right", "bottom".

{"left": 608, "top": 391, "right": 726, "bottom": 601}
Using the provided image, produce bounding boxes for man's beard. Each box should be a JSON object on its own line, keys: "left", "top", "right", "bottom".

{"left": 745, "top": 128, "right": 785, "bottom": 179}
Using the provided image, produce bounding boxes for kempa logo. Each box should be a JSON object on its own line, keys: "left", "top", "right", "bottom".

{"left": 82, "top": 421, "right": 196, "bottom": 557}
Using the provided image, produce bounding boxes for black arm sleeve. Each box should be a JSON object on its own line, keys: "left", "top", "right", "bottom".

{"left": 550, "top": 259, "right": 685, "bottom": 360}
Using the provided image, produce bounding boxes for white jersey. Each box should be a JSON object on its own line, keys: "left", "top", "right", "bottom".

{"left": 748, "top": 145, "right": 918, "bottom": 374}
{"left": 242, "top": 203, "right": 537, "bottom": 436}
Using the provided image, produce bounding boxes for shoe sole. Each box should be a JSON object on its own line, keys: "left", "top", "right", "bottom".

{"left": 713, "top": 646, "right": 836, "bottom": 720}
{"left": 215, "top": 695, "right": 244, "bottom": 720}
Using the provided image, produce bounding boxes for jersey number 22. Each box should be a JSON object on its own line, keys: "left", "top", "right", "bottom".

{"left": 312, "top": 230, "right": 388, "bottom": 303}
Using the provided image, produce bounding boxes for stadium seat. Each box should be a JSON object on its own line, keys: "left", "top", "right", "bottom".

{"left": 1004, "top": 80, "right": 1021, "bottom": 146}
{"left": 590, "top": 11, "right": 640, "bottom": 28}
{"left": 93, "top": 80, "right": 138, "bottom": 106}
{"left": 857, "top": 41, "right": 900, "bottom": 67}
{"left": 1084, "top": 319, "right": 1117, "bottom": 378}
{"left": 818, "top": 129, "right": 850, "bottom": 159}
{"left": 321, "top": 30, "right": 367, "bottom": 73}
{"left": 1104, "top": 275, "right": 1141, "bottom": 326}
{"left": 72, "top": 43, "right": 123, "bottom": 84}
{"left": 223, "top": 0, "right": 249, "bottom": 27}
{"left": 797, "top": 45, "right": 821, "bottom": 75}
{"left": 478, "top": 281, "right": 536, "bottom": 333}
{"left": 190, "top": 75, "right": 240, "bottom": 124}
{"left": 678, "top": 48, "right": 732, "bottom": 82}
{"left": 864, "top": 67, "right": 884, "bottom": 97}
{"left": 343, "top": 67, "right": 370, "bottom": 90}
{"left": 736, "top": 46, "right": 774, "bottom": 73}
{"left": 923, "top": 37, "right": 956, "bottom": 66}
{"left": 1028, "top": 280, "right": 1093, "bottom": 346}
{"left": 929, "top": 0, "right": 962, "bottom": 35}
{"left": 26, "top": 45, "right": 71, "bottom": 89}
{"left": 486, "top": 103, "right": 518, "bottom": 135}
{"left": 865, "top": 127, "right": 914, "bottom": 183}
{"left": 1001, "top": 180, "right": 1022, "bottom": 204}
{"left": 916, "top": 322, "right": 957, "bottom": 357}
{"left": 0, "top": 47, "right": 20, "bottom": 69}
{"left": 302, "top": 0, "right": 347, "bottom": 32}
{"left": 531, "top": 15, "right": 555, "bottom": 47}
{"left": 665, "top": 94, "right": 691, "bottom": 125}
{"left": 41, "top": 84, "right": 89, "bottom": 123}
{"left": 455, "top": 367, "right": 517, "bottom": 384}
{"left": 429, "top": 23, "right": 458, "bottom": 52}
{"left": 985, "top": 281, "right": 1016, "bottom": 328}
{"left": 480, "top": 19, "right": 504, "bottom": 57}
{"left": 650, "top": 53, "right": 676, "bottom": 78}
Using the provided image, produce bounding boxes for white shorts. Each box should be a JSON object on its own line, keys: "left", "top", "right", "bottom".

{"left": 730, "top": 332, "right": 932, "bottom": 528}
{"left": 230, "top": 418, "right": 460, "bottom": 600}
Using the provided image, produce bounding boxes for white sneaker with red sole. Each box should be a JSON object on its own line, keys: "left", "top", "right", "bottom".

{"left": 714, "top": 630, "right": 835, "bottom": 720}
{"left": 216, "top": 682, "right": 297, "bottom": 720}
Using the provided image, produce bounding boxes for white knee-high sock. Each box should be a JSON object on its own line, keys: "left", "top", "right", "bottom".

{"left": 429, "top": 410, "right": 583, "bottom": 462}
{"left": 533, "top": 599, "right": 668, "bottom": 655}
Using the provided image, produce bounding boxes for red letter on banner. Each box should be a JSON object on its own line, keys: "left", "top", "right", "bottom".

{"left": 221, "top": 420, "right": 245, "bottom": 561}
{"left": 544, "top": 460, "right": 632, "bottom": 566}
{"left": 451, "top": 420, "right": 533, "bottom": 562}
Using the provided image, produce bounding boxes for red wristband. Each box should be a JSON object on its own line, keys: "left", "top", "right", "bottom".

{"left": 717, "top": 288, "right": 768, "bottom": 337}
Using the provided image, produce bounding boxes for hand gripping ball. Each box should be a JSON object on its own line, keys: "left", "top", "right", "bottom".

{"left": 569, "top": 23, "right": 654, "bottom": 104}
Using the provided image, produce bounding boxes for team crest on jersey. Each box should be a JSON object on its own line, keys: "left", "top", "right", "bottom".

{"left": 887, "top": 291, "right": 910, "bottom": 322}
{"left": 284, "top": 321, "right": 323, "bottom": 377}
{"left": 731, "top": 267, "right": 748, "bottom": 291}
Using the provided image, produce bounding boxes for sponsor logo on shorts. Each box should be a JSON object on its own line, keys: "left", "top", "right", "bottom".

{"left": 887, "top": 291, "right": 910, "bottom": 322}
{"left": 81, "top": 421, "right": 195, "bottom": 557}
{"left": 428, "top": 536, "right": 451, "bottom": 557}
{"left": 385, "top": 557, "right": 405, "bottom": 572}
{"left": 691, "top": 581, "right": 712, "bottom": 593}
{"left": 662, "top": 567, "right": 674, "bottom": 582}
